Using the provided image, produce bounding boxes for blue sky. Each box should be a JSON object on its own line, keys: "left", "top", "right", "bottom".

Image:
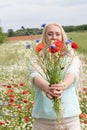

{"left": 0, "top": 0, "right": 87, "bottom": 32}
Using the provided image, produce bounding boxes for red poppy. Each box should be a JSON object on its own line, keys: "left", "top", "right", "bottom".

{"left": 19, "top": 83, "right": 25, "bottom": 87}
{"left": 24, "top": 117, "right": 29, "bottom": 122}
{"left": 0, "top": 121, "right": 6, "bottom": 125}
{"left": 22, "top": 90, "right": 29, "bottom": 95}
{"left": 23, "top": 99, "right": 28, "bottom": 103}
{"left": 36, "top": 43, "right": 45, "bottom": 52}
{"left": 8, "top": 94, "right": 15, "bottom": 98}
{"left": 79, "top": 113, "right": 86, "bottom": 118}
{"left": 7, "top": 89, "right": 14, "bottom": 94}
{"left": 7, "top": 85, "right": 12, "bottom": 88}
{"left": 83, "top": 120, "right": 87, "bottom": 124}
{"left": 71, "top": 42, "right": 78, "bottom": 49}
{"left": 83, "top": 87, "right": 87, "bottom": 91}
{"left": 9, "top": 99, "right": 14, "bottom": 103}
{"left": 49, "top": 40, "right": 64, "bottom": 53}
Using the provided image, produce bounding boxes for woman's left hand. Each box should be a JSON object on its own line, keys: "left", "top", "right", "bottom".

{"left": 50, "top": 83, "right": 65, "bottom": 98}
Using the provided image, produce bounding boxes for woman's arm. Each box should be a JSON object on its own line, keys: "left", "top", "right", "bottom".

{"left": 33, "top": 75, "right": 62, "bottom": 99}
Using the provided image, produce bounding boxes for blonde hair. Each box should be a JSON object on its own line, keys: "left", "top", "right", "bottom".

{"left": 40, "top": 23, "right": 74, "bottom": 55}
{"left": 41, "top": 23, "right": 68, "bottom": 44}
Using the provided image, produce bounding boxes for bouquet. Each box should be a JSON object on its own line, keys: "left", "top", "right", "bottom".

{"left": 26, "top": 39, "right": 78, "bottom": 130}
{"left": 35, "top": 40, "right": 67, "bottom": 128}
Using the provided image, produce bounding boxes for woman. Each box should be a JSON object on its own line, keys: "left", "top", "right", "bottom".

{"left": 29, "top": 23, "right": 81, "bottom": 130}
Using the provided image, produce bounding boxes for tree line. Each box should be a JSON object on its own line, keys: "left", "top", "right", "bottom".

{"left": 7, "top": 24, "right": 87, "bottom": 37}
{"left": 0, "top": 24, "right": 87, "bottom": 43}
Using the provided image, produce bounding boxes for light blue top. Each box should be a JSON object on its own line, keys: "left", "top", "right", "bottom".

{"left": 29, "top": 55, "right": 81, "bottom": 120}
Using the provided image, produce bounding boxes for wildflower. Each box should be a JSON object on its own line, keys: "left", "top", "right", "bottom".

{"left": 80, "top": 113, "right": 86, "bottom": 118}
{"left": 36, "top": 43, "right": 45, "bottom": 52}
{"left": 7, "top": 85, "right": 12, "bottom": 88}
{"left": 8, "top": 94, "right": 15, "bottom": 98}
{"left": 41, "top": 24, "right": 46, "bottom": 28}
{"left": 83, "top": 87, "right": 87, "bottom": 91}
{"left": 71, "top": 42, "right": 78, "bottom": 49}
{"left": 0, "top": 121, "right": 6, "bottom": 125}
{"left": 48, "top": 40, "right": 64, "bottom": 53}
{"left": 9, "top": 99, "right": 15, "bottom": 103}
{"left": 21, "top": 26, "right": 25, "bottom": 30}
{"left": 26, "top": 44, "right": 31, "bottom": 49}
{"left": 23, "top": 99, "right": 28, "bottom": 103}
{"left": 66, "top": 39, "right": 72, "bottom": 45}
{"left": 22, "top": 90, "right": 29, "bottom": 95}
{"left": 19, "top": 83, "right": 25, "bottom": 87}
{"left": 35, "top": 39, "right": 40, "bottom": 43}
{"left": 66, "top": 39, "right": 78, "bottom": 49}
{"left": 7, "top": 89, "right": 14, "bottom": 94}
{"left": 24, "top": 117, "right": 29, "bottom": 122}
{"left": 83, "top": 120, "right": 87, "bottom": 124}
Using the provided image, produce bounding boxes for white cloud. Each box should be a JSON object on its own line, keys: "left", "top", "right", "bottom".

{"left": 0, "top": 0, "right": 87, "bottom": 32}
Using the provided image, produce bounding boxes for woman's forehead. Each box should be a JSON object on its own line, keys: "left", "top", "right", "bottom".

{"left": 46, "top": 25, "right": 61, "bottom": 32}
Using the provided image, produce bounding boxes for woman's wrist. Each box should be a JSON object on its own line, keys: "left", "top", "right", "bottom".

{"left": 62, "top": 81, "right": 67, "bottom": 89}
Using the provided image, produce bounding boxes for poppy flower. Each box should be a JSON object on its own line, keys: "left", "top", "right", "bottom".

{"left": 8, "top": 94, "right": 15, "bottom": 98}
{"left": 79, "top": 113, "right": 86, "bottom": 118}
{"left": 7, "top": 89, "right": 14, "bottom": 94}
{"left": 19, "top": 83, "right": 25, "bottom": 87}
{"left": 7, "top": 85, "right": 12, "bottom": 88}
{"left": 0, "top": 121, "right": 6, "bottom": 125}
{"left": 23, "top": 99, "right": 28, "bottom": 103}
{"left": 24, "top": 117, "right": 29, "bottom": 122}
{"left": 83, "top": 87, "right": 87, "bottom": 91}
{"left": 9, "top": 99, "right": 14, "bottom": 103}
{"left": 71, "top": 42, "right": 78, "bottom": 49}
{"left": 49, "top": 40, "right": 64, "bottom": 53}
{"left": 22, "top": 91, "right": 29, "bottom": 95}
{"left": 36, "top": 43, "right": 45, "bottom": 52}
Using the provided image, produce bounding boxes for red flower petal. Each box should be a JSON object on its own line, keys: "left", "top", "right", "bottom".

{"left": 36, "top": 43, "right": 45, "bottom": 52}
{"left": 71, "top": 42, "right": 78, "bottom": 49}
{"left": 49, "top": 40, "right": 64, "bottom": 53}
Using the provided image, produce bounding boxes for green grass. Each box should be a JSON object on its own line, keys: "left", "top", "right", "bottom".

{"left": 67, "top": 31, "right": 87, "bottom": 55}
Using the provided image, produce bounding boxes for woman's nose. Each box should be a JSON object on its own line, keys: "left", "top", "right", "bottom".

{"left": 52, "top": 34, "right": 57, "bottom": 39}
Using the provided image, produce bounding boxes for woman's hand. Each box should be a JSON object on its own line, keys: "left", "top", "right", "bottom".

{"left": 51, "top": 83, "right": 65, "bottom": 98}
{"left": 46, "top": 83, "right": 66, "bottom": 99}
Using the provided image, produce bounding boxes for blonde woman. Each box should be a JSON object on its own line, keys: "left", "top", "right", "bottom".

{"left": 29, "top": 23, "right": 81, "bottom": 130}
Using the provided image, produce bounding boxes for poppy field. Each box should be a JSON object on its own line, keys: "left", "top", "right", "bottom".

{"left": 0, "top": 32, "right": 87, "bottom": 130}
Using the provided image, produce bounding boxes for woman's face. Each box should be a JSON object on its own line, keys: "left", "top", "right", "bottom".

{"left": 46, "top": 25, "right": 62, "bottom": 45}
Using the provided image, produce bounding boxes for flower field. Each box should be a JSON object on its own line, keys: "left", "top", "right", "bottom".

{"left": 0, "top": 33, "right": 87, "bottom": 130}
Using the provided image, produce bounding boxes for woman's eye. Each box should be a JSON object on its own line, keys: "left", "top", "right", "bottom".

{"left": 48, "top": 33, "right": 53, "bottom": 36}
{"left": 56, "top": 33, "right": 60, "bottom": 36}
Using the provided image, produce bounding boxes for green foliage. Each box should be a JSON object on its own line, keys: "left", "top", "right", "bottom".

{"left": 7, "top": 29, "right": 15, "bottom": 37}
{"left": 7, "top": 28, "right": 43, "bottom": 37}
{"left": 0, "top": 27, "right": 7, "bottom": 44}
{"left": 6, "top": 25, "right": 87, "bottom": 37}
{"left": 63, "top": 24, "right": 87, "bottom": 32}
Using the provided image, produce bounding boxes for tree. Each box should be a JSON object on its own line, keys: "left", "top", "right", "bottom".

{"left": 0, "top": 27, "right": 7, "bottom": 44}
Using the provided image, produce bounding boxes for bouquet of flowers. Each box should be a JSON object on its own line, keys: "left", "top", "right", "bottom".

{"left": 26, "top": 39, "right": 78, "bottom": 129}
{"left": 35, "top": 40, "right": 67, "bottom": 128}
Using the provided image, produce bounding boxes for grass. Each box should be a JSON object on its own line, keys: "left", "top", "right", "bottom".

{"left": 0, "top": 32, "right": 87, "bottom": 129}
{"left": 67, "top": 31, "right": 87, "bottom": 55}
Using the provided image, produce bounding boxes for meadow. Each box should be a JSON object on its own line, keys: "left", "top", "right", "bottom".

{"left": 0, "top": 31, "right": 87, "bottom": 130}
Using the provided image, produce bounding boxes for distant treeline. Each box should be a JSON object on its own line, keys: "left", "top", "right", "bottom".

{"left": 3, "top": 24, "right": 87, "bottom": 37}
{"left": 7, "top": 24, "right": 87, "bottom": 37}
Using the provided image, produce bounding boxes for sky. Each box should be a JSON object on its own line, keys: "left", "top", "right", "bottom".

{"left": 0, "top": 0, "right": 87, "bottom": 32}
